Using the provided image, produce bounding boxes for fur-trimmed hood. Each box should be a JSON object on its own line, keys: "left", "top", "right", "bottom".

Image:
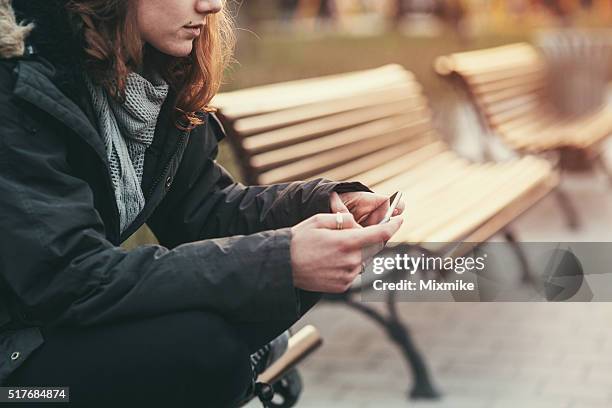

{"left": 0, "top": 0, "right": 32, "bottom": 58}
{"left": 0, "top": 0, "right": 87, "bottom": 99}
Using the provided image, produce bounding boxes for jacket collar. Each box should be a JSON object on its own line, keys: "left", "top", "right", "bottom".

{"left": 11, "top": 58, "right": 191, "bottom": 244}
{"left": 2, "top": 0, "right": 88, "bottom": 102}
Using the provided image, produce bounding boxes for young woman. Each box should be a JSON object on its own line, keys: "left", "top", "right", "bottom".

{"left": 0, "top": 0, "right": 404, "bottom": 406}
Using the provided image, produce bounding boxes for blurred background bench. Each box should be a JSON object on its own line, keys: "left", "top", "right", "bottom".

{"left": 435, "top": 42, "right": 612, "bottom": 229}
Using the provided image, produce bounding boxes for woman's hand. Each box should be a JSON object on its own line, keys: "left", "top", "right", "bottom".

{"left": 290, "top": 213, "right": 403, "bottom": 293}
{"left": 330, "top": 191, "right": 406, "bottom": 226}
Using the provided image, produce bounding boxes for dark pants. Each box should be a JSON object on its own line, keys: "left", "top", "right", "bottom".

{"left": 5, "top": 292, "right": 321, "bottom": 407}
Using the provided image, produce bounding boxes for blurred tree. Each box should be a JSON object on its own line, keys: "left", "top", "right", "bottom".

{"left": 235, "top": 0, "right": 281, "bottom": 26}
{"left": 292, "top": 0, "right": 338, "bottom": 20}
{"left": 318, "top": 0, "right": 338, "bottom": 19}
{"left": 279, "top": 0, "right": 300, "bottom": 21}
{"left": 393, "top": 0, "right": 409, "bottom": 23}
{"left": 439, "top": 0, "right": 467, "bottom": 38}
{"left": 542, "top": 0, "right": 575, "bottom": 24}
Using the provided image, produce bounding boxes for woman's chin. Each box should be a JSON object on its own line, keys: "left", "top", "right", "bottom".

{"left": 154, "top": 41, "right": 194, "bottom": 58}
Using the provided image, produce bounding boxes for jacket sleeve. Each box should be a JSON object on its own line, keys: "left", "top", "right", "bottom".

{"left": 147, "top": 114, "right": 372, "bottom": 248}
{"left": 0, "top": 90, "right": 300, "bottom": 327}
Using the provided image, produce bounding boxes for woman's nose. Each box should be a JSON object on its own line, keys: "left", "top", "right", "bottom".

{"left": 196, "top": 0, "right": 223, "bottom": 15}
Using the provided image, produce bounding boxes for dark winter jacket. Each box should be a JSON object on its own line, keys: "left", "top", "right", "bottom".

{"left": 0, "top": 0, "right": 369, "bottom": 384}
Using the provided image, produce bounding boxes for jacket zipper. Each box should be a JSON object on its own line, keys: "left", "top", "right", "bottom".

{"left": 118, "top": 131, "right": 189, "bottom": 242}
{"left": 147, "top": 131, "right": 188, "bottom": 200}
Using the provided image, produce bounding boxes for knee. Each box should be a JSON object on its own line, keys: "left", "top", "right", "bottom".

{"left": 204, "top": 336, "right": 253, "bottom": 407}
{"left": 180, "top": 312, "right": 253, "bottom": 406}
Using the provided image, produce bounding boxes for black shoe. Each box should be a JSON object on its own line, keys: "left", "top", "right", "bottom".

{"left": 250, "top": 331, "right": 289, "bottom": 376}
{"left": 238, "top": 331, "right": 303, "bottom": 408}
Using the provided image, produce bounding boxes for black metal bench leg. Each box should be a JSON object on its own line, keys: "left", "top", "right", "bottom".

{"left": 503, "top": 230, "right": 533, "bottom": 284}
{"left": 337, "top": 295, "right": 441, "bottom": 400}
{"left": 385, "top": 291, "right": 440, "bottom": 399}
{"left": 554, "top": 188, "right": 580, "bottom": 230}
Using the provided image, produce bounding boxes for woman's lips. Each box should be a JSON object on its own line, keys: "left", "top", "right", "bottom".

{"left": 183, "top": 25, "right": 202, "bottom": 37}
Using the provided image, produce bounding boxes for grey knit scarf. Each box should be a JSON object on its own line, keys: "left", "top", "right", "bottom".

{"left": 86, "top": 72, "right": 169, "bottom": 233}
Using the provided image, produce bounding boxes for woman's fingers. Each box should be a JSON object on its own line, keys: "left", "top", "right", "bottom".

{"left": 362, "top": 198, "right": 391, "bottom": 225}
{"left": 290, "top": 212, "right": 401, "bottom": 294}
{"left": 309, "top": 212, "right": 362, "bottom": 230}
{"left": 362, "top": 241, "right": 385, "bottom": 263}
{"left": 348, "top": 192, "right": 406, "bottom": 226}
{"left": 339, "top": 216, "right": 403, "bottom": 248}
{"left": 327, "top": 264, "right": 363, "bottom": 293}
{"left": 393, "top": 198, "right": 406, "bottom": 216}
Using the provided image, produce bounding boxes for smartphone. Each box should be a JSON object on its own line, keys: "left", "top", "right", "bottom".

{"left": 378, "top": 191, "right": 403, "bottom": 225}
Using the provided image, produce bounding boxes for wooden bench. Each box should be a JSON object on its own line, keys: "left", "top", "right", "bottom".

{"left": 434, "top": 43, "right": 612, "bottom": 174}
{"left": 211, "top": 64, "right": 558, "bottom": 399}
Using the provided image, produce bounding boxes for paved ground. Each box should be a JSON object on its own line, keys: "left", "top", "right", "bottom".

{"left": 246, "top": 92, "right": 612, "bottom": 407}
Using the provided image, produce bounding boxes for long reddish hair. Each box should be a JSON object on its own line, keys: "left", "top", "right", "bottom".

{"left": 65, "top": 0, "right": 235, "bottom": 129}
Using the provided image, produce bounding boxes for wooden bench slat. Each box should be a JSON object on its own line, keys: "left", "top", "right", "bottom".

{"left": 442, "top": 43, "right": 541, "bottom": 74}
{"left": 370, "top": 151, "right": 467, "bottom": 193}
{"left": 503, "top": 119, "right": 563, "bottom": 147}
{"left": 478, "top": 81, "right": 547, "bottom": 106}
{"left": 251, "top": 115, "right": 432, "bottom": 171}
{"left": 391, "top": 164, "right": 499, "bottom": 242}
{"left": 423, "top": 160, "right": 553, "bottom": 243}
{"left": 258, "top": 121, "right": 433, "bottom": 184}
{"left": 390, "top": 158, "right": 475, "bottom": 198}
{"left": 231, "top": 84, "right": 422, "bottom": 136}
{"left": 398, "top": 159, "right": 550, "bottom": 243}
{"left": 457, "top": 56, "right": 543, "bottom": 76}
{"left": 496, "top": 110, "right": 558, "bottom": 134}
{"left": 342, "top": 140, "right": 449, "bottom": 187}
{"left": 313, "top": 136, "right": 442, "bottom": 183}
{"left": 487, "top": 99, "right": 546, "bottom": 127}
{"left": 243, "top": 101, "right": 429, "bottom": 154}
{"left": 398, "top": 163, "right": 500, "bottom": 230}
{"left": 418, "top": 170, "right": 559, "bottom": 252}
{"left": 447, "top": 42, "right": 537, "bottom": 63}
{"left": 212, "top": 65, "right": 414, "bottom": 119}
{"left": 470, "top": 70, "right": 546, "bottom": 94}
{"left": 464, "top": 63, "right": 547, "bottom": 86}
{"left": 483, "top": 93, "right": 542, "bottom": 117}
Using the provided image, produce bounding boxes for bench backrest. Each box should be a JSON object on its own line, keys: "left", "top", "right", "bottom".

{"left": 434, "top": 43, "right": 555, "bottom": 136}
{"left": 537, "top": 29, "right": 612, "bottom": 115}
{"left": 212, "top": 65, "right": 445, "bottom": 185}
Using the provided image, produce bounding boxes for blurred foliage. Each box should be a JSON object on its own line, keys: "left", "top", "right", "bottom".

{"left": 231, "top": 0, "right": 282, "bottom": 23}
{"left": 224, "top": 30, "right": 527, "bottom": 99}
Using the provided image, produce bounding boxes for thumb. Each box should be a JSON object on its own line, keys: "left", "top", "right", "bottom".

{"left": 330, "top": 192, "right": 350, "bottom": 214}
